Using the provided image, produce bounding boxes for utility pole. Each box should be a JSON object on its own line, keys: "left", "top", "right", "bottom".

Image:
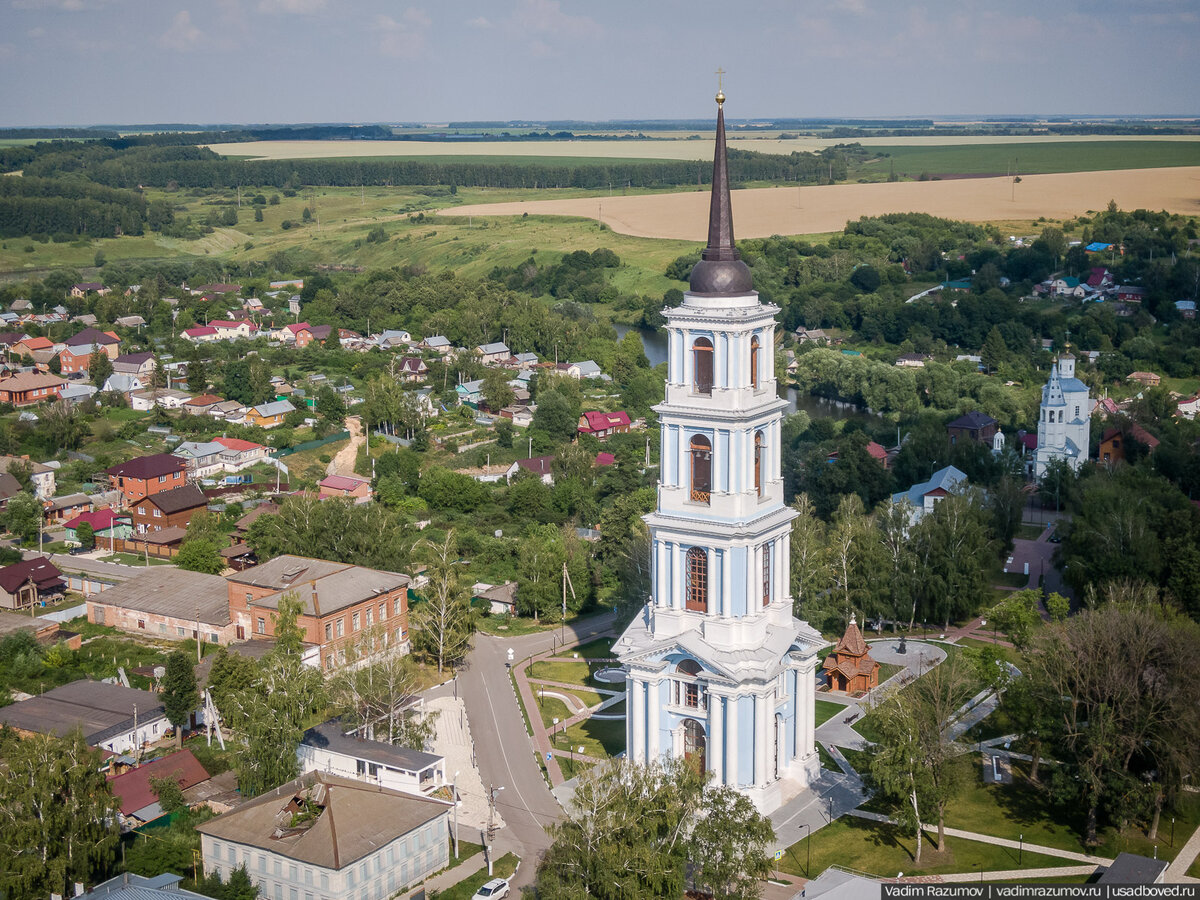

{"left": 452, "top": 771, "right": 460, "bottom": 859}
{"left": 196, "top": 605, "right": 202, "bottom": 664}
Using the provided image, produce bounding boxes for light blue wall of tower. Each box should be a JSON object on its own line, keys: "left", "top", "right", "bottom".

{"left": 731, "top": 547, "right": 747, "bottom": 617}
{"left": 737, "top": 695, "right": 754, "bottom": 786}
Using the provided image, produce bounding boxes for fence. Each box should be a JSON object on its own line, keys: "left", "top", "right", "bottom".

{"left": 108, "top": 537, "right": 181, "bottom": 560}
{"left": 270, "top": 430, "right": 350, "bottom": 459}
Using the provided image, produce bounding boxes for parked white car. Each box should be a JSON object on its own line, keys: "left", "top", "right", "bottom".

{"left": 472, "top": 878, "right": 510, "bottom": 900}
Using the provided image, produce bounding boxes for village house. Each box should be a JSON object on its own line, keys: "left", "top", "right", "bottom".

{"left": 0, "top": 454, "right": 55, "bottom": 499}
{"left": 108, "top": 749, "right": 211, "bottom": 829}
{"left": 102, "top": 373, "right": 146, "bottom": 399}
{"left": 318, "top": 474, "right": 372, "bottom": 501}
{"left": 197, "top": 772, "right": 451, "bottom": 900}
{"left": 1127, "top": 371, "right": 1161, "bottom": 388}
{"left": 191, "top": 283, "right": 242, "bottom": 296}
{"left": 420, "top": 335, "right": 452, "bottom": 354}
{"left": 131, "top": 483, "right": 207, "bottom": 534}
{"left": 1115, "top": 285, "right": 1147, "bottom": 303}
{"left": 1175, "top": 300, "right": 1196, "bottom": 319}
{"left": 455, "top": 379, "right": 483, "bottom": 406}
{"left": 476, "top": 341, "right": 510, "bottom": 365}
{"left": 11, "top": 335, "right": 55, "bottom": 359}
{"left": 63, "top": 326, "right": 121, "bottom": 359}
{"left": 1177, "top": 394, "right": 1200, "bottom": 419}
{"left": 131, "top": 388, "right": 193, "bottom": 411}
{"left": 70, "top": 282, "right": 110, "bottom": 298}
{"left": 112, "top": 351, "right": 158, "bottom": 377}
{"left": 0, "top": 680, "right": 182, "bottom": 754}
{"left": 397, "top": 357, "right": 428, "bottom": 382}
{"left": 577, "top": 410, "right": 632, "bottom": 440}
{"left": 507, "top": 455, "right": 555, "bottom": 485}
{"left": 43, "top": 491, "right": 92, "bottom": 525}
{"left": 215, "top": 436, "right": 269, "bottom": 471}
{"left": 472, "top": 581, "right": 518, "bottom": 616}
{"left": 947, "top": 411, "right": 999, "bottom": 447}
{"left": 173, "top": 441, "right": 227, "bottom": 479}
{"left": 114, "top": 314, "right": 147, "bottom": 329}
{"left": 1099, "top": 424, "right": 1160, "bottom": 466}
{"left": 64, "top": 509, "right": 133, "bottom": 547}
{"left": 227, "top": 555, "right": 410, "bottom": 669}
{"left": 182, "top": 325, "right": 219, "bottom": 343}
{"left": 106, "top": 453, "right": 189, "bottom": 507}
{"left": 278, "top": 322, "right": 332, "bottom": 348}
{"left": 566, "top": 359, "right": 605, "bottom": 380}
{"left": 894, "top": 353, "right": 927, "bottom": 368}
{"left": 298, "top": 718, "right": 446, "bottom": 795}
{"left": 0, "top": 557, "right": 65, "bottom": 611}
{"left": 208, "top": 399, "right": 247, "bottom": 422}
{"left": 0, "top": 371, "right": 66, "bottom": 406}
{"left": 71, "top": 313, "right": 98, "bottom": 327}
{"left": 1086, "top": 267, "right": 1114, "bottom": 289}
{"left": 209, "top": 320, "right": 260, "bottom": 341}
{"left": 0, "top": 472, "right": 21, "bottom": 509}
{"left": 86, "top": 567, "right": 236, "bottom": 645}
{"left": 245, "top": 399, "right": 296, "bottom": 428}
{"left": 183, "top": 393, "right": 224, "bottom": 416}
{"left": 891, "top": 464, "right": 969, "bottom": 525}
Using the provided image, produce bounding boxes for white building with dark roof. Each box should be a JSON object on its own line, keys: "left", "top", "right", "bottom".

{"left": 299, "top": 718, "right": 445, "bottom": 795}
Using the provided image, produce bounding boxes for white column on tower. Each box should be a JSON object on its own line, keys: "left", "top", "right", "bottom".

{"left": 754, "top": 691, "right": 769, "bottom": 786}
{"left": 721, "top": 547, "right": 732, "bottom": 618}
{"left": 708, "top": 690, "right": 724, "bottom": 782}
{"left": 647, "top": 677, "right": 661, "bottom": 761}
{"left": 671, "top": 543, "right": 682, "bottom": 610}
{"left": 630, "top": 676, "right": 646, "bottom": 764}
{"left": 725, "top": 695, "right": 740, "bottom": 787}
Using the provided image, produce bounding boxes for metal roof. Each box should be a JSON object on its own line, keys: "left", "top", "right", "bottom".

{"left": 302, "top": 719, "right": 442, "bottom": 773}
{"left": 0, "top": 680, "right": 165, "bottom": 744}
{"left": 87, "top": 567, "right": 230, "bottom": 625}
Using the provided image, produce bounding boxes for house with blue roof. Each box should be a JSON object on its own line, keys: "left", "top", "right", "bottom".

{"left": 891, "top": 465, "right": 969, "bottom": 525}
{"left": 1086, "top": 242, "right": 1114, "bottom": 253}
{"left": 1175, "top": 300, "right": 1196, "bottom": 319}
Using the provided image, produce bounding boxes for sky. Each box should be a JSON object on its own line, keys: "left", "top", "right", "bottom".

{"left": 1, "top": 0, "right": 1197, "bottom": 126}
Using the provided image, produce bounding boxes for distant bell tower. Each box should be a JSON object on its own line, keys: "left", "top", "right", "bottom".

{"left": 616, "top": 87, "right": 824, "bottom": 814}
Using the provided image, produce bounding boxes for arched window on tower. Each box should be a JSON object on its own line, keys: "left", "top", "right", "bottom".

{"left": 685, "top": 547, "right": 708, "bottom": 613}
{"left": 693, "top": 337, "right": 714, "bottom": 395}
{"left": 750, "top": 335, "right": 760, "bottom": 390}
{"left": 690, "top": 435, "right": 711, "bottom": 504}
{"left": 762, "top": 542, "right": 771, "bottom": 607}
{"left": 754, "top": 430, "right": 764, "bottom": 497}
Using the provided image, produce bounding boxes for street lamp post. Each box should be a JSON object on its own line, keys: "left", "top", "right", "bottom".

{"left": 1019, "top": 833, "right": 1023, "bottom": 864}
{"left": 452, "top": 770, "right": 460, "bottom": 859}
{"left": 804, "top": 822, "right": 812, "bottom": 878}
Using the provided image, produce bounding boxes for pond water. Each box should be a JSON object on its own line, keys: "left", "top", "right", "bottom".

{"left": 612, "top": 322, "right": 871, "bottom": 422}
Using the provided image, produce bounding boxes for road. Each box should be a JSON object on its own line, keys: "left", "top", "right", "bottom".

{"left": 455, "top": 611, "right": 617, "bottom": 890}
{"left": 326, "top": 415, "right": 364, "bottom": 477}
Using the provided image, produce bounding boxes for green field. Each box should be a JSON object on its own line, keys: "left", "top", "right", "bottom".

{"left": 860, "top": 141, "right": 1200, "bottom": 179}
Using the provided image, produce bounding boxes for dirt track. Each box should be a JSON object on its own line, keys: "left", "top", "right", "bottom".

{"left": 447, "top": 166, "right": 1200, "bottom": 240}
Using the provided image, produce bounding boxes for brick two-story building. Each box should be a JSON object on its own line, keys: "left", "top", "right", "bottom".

{"left": 131, "top": 483, "right": 207, "bottom": 534}
{"left": 227, "top": 556, "right": 410, "bottom": 669}
{"left": 106, "top": 454, "right": 189, "bottom": 507}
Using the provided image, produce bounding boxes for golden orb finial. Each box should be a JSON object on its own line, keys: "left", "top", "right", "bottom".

{"left": 715, "top": 66, "right": 725, "bottom": 105}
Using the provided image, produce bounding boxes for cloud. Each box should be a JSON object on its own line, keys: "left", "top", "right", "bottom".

{"left": 374, "top": 9, "right": 430, "bottom": 59}
{"left": 512, "top": 0, "right": 600, "bottom": 39}
{"left": 159, "top": 10, "right": 202, "bottom": 50}
{"left": 257, "top": 0, "right": 324, "bottom": 13}
{"left": 466, "top": 15, "right": 490, "bottom": 28}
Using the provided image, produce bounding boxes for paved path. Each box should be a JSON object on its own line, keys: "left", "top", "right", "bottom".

{"left": 770, "top": 769, "right": 869, "bottom": 854}
{"left": 1165, "top": 816, "right": 1200, "bottom": 881}
{"left": 940, "top": 865, "right": 1098, "bottom": 882}
{"left": 24, "top": 549, "right": 149, "bottom": 582}
{"left": 425, "top": 695, "right": 500, "bottom": 833}
{"left": 455, "top": 612, "right": 617, "bottom": 892}
{"left": 403, "top": 850, "right": 487, "bottom": 899}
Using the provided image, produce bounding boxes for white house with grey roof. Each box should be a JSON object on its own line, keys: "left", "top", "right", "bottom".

{"left": 173, "top": 440, "right": 227, "bottom": 479}
{"left": 198, "top": 772, "right": 451, "bottom": 900}
{"left": 891, "top": 464, "right": 969, "bottom": 525}
{"left": 475, "top": 341, "right": 510, "bottom": 364}
{"left": 1035, "top": 354, "right": 1093, "bottom": 478}
{"left": 298, "top": 718, "right": 445, "bottom": 796}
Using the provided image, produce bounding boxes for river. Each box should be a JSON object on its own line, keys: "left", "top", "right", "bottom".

{"left": 612, "top": 322, "right": 872, "bottom": 422}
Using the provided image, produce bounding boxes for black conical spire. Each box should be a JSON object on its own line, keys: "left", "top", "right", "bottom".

{"left": 689, "top": 91, "right": 753, "bottom": 295}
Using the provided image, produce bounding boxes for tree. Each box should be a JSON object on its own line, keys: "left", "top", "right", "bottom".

{"left": 328, "top": 631, "right": 434, "bottom": 749}
{"left": 516, "top": 524, "right": 587, "bottom": 622}
{"left": 40, "top": 401, "right": 87, "bottom": 453}
{"left": 531, "top": 389, "right": 578, "bottom": 441}
{"left": 481, "top": 367, "right": 515, "bottom": 411}
{"left": 909, "top": 492, "right": 993, "bottom": 628}
{"left": 4, "top": 491, "right": 41, "bottom": 544}
{"left": 315, "top": 385, "right": 346, "bottom": 434}
{"left": 849, "top": 264, "right": 881, "bottom": 293}
{"left": 412, "top": 530, "right": 474, "bottom": 674}
{"left": 176, "top": 538, "right": 224, "bottom": 574}
{"left": 89, "top": 348, "right": 113, "bottom": 387}
{"left": 75, "top": 520, "right": 95, "bottom": 550}
{"left": 494, "top": 418, "right": 514, "bottom": 448}
{"left": 981, "top": 324, "right": 1009, "bottom": 371}
{"left": 162, "top": 650, "right": 198, "bottom": 747}
{"left": 988, "top": 589, "right": 1043, "bottom": 652}
{"left": 0, "top": 730, "right": 121, "bottom": 899}
{"left": 148, "top": 774, "right": 187, "bottom": 814}
{"left": 185, "top": 344, "right": 209, "bottom": 393}
{"left": 537, "top": 758, "right": 772, "bottom": 900}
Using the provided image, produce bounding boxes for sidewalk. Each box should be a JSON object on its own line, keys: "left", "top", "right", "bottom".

{"left": 404, "top": 850, "right": 487, "bottom": 899}
{"left": 426, "top": 695, "right": 504, "bottom": 833}
{"left": 1165, "top": 816, "right": 1200, "bottom": 881}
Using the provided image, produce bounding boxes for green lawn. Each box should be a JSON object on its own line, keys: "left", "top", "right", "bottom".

{"left": 878, "top": 663, "right": 905, "bottom": 683}
{"left": 554, "top": 715, "right": 625, "bottom": 759}
{"left": 445, "top": 840, "right": 484, "bottom": 871}
{"left": 776, "top": 815, "right": 1070, "bottom": 880}
{"left": 527, "top": 658, "right": 596, "bottom": 688}
{"left": 561, "top": 636, "right": 615, "bottom": 659}
{"left": 955, "top": 636, "right": 1024, "bottom": 669}
{"left": 430, "top": 852, "right": 519, "bottom": 900}
{"left": 963, "top": 704, "right": 1021, "bottom": 744}
{"left": 1188, "top": 854, "right": 1200, "bottom": 879}
{"left": 565, "top": 688, "right": 607, "bottom": 709}
{"left": 1017, "top": 524, "right": 1048, "bottom": 541}
{"left": 98, "top": 552, "right": 173, "bottom": 567}
{"left": 814, "top": 699, "right": 844, "bottom": 728}
{"left": 557, "top": 756, "right": 596, "bottom": 781}
{"left": 817, "top": 744, "right": 839, "bottom": 772}
{"left": 536, "top": 696, "right": 572, "bottom": 732}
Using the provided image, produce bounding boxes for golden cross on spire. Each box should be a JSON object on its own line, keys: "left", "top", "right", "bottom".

{"left": 715, "top": 67, "right": 726, "bottom": 105}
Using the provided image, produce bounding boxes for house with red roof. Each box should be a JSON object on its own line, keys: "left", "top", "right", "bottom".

{"left": 277, "top": 321, "right": 332, "bottom": 348}
{"left": 577, "top": 410, "right": 631, "bottom": 440}
{"left": 11, "top": 335, "right": 55, "bottom": 359}
{"left": 506, "top": 455, "right": 555, "bottom": 485}
{"left": 108, "top": 749, "right": 210, "bottom": 828}
{"left": 1099, "top": 424, "right": 1160, "bottom": 466}
{"left": 214, "top": 436, "right": 269, "bottom": 471}
{"left": 64, "top": 509, "right": 133, "bottom": 545}
{"left": 595, "top": 451, "right": 616, "bottom": 468}
{"left": 397, "top": 357, "right": 429, "bottom": 382}
{"left": 1086, "top": 267, "right": 1113, "bottom": 289}
{"left": 182, "top": 325, "right": 219, "bottom": 343}
{"left": 318, "top": 473, "right": 372, "bottom": 500}
{"left": 209, "top": 320, "right": 259, "bottom": 340}
{"left": 0, "top": 371, "right": 66, "bottom": 406}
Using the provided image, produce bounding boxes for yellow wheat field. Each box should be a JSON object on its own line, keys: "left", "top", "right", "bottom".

{"left": 446, "top": 167, "right": 1200, "bottom": 240}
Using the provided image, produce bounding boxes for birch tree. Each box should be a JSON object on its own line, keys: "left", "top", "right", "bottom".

{"left": 412, "top": 530, "right": 474, "bottom": 674}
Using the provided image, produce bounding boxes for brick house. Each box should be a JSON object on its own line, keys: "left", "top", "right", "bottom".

{"left": 947, "top": 411, "right": 999, "bottom": 447}
{"left": 63, "top": 327, "right": 121, "bottom": 359}
{"left": 131, "top": 483, "right": 207, "bottom": 534}
{"left": 0, "top": 372, "right": 67, "bottom": 406}
{"left": 86, "top": 567, "right": 236, "bottom": 645}
{"left": 214, "top": 436, "right": 268, "bottom": 471}
{"left": 227, "top": 556, "right": 410, "bottom": 669}
{"left": 106, "top": 454, "right": 189, "bottom": 507}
